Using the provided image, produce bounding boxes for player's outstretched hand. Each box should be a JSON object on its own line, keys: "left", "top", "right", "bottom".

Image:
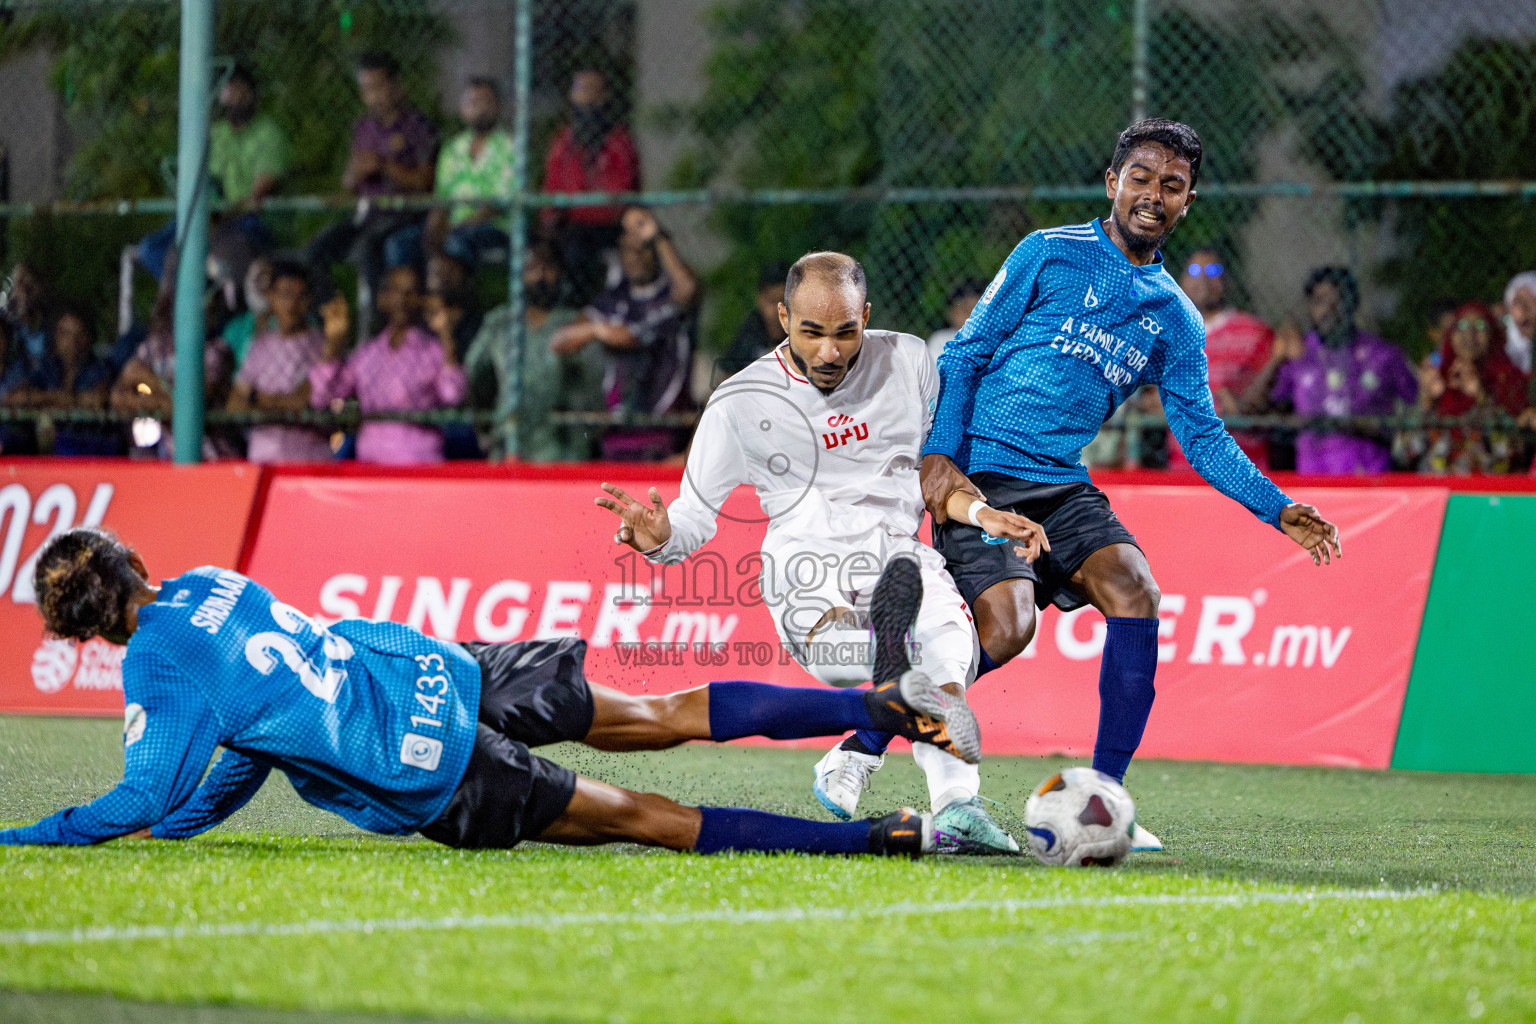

{"left": 921, "top": 454, "right": 985, "bottom": 525}
{"left": 975, "top": 507, "right": 1051, "bottom": 563}
{"left": 1280, "top": 503, "right": 1342, "bottom": 566}
{"left": 596, "top": 482, "right": 672, "bottom": 553}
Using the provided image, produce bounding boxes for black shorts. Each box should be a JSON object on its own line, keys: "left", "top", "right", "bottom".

{"left": 419, "top": 638, "right": 595, "bottom": 849}
{"left": 932, "top": 473, "right": 1140, "bottom": 612}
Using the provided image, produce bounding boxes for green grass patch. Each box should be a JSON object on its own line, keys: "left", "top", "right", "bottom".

{"left": 2, "top": 715, "right": 1534, "bottom": 1024}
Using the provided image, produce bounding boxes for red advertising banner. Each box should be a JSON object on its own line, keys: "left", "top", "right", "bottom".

{"left": 244, "top": 470, "right": 1446, "bottom": 768}
{"left": 0, "top": 460, "right": 263, "bottom": 714}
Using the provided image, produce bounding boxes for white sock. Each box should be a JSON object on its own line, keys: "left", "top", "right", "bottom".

{"left": 912, "top": 742, "right": 980, "bottom": 811}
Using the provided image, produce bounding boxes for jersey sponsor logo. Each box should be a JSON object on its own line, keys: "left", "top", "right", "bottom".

{"left": 1050, "top": 316, "right": 1150, "bottom": 387}
{"left": 822, "top": 413, "right": 871, "bottom": 450}
{"left": 399, "top": 732, "right": 443, "bottom": 771}
{"left": 123, "top": 702, "right": 147, "bottom": 747}
{"left": 1139, "top": 315, "right": 1161, "bottom": 335}
{"left": 980, "top": 267, "right": 1006, "bottom": 306}
{"left": 1083, "top": 284, "right": 1100, "bottom": 308}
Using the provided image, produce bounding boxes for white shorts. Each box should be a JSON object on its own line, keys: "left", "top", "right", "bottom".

{"left": 764, "top": 530, "right": 978, "bottom": 690}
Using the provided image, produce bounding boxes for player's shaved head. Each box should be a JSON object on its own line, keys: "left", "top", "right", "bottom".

{"left": 784, "top": 252, "right": 867, "bottom": 312}
{"left": 779, "top": 252, "right": 870, "bottom": 393}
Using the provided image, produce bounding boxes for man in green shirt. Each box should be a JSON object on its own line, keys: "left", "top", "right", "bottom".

{"left": 137, "top": 65, "right": 287, "bottom": 283}
{"left": 465, "top": 240, "right": 604, "bottom": 460}
{"left": 393, "top": 78, "right": 516, "bottom": 273}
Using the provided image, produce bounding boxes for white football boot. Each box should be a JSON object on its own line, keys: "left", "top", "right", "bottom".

{"left": 1129, "top": 821, "right": 1163, "bottom": 852}
{"left": 812, "top": 743, "right": 884, "bottom": 820}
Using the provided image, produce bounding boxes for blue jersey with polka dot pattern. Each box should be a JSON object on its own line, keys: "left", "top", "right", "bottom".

{"left": 922, "top": 218, "right": 1291, "bottom": 527}
{"left": 0, "top": 567, "right": 481, "bottom": 845}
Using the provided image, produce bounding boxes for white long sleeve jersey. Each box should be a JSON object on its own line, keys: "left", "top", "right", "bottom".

{"left": 651, "top": 331, "right": 938, "bottom": 565}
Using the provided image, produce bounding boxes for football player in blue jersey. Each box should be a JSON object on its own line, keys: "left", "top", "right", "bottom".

{"left": 915, "top": 119, "right": 1343, "bottom": 852}
{"left": 0, "top": 527, "right": 980, "bottom": 857}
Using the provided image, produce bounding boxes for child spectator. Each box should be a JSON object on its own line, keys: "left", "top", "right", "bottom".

{"left": 227, "top": 260, "right": 333, "bottom": 463}
{"left": 309, "top": 265, "right": 466, "bottom": 465}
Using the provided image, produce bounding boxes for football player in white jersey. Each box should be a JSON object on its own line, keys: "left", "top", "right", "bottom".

{"left": 596, "top": 252, "right": 1047, "bottom": 854}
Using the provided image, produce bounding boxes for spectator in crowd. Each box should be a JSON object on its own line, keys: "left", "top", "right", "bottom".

{"left": 7, "top": 308, "right": 120, "bottom": 456}
{"left": 218, "top": 257, "right": 276, "bottom": 372}
{"left": 718, "top": 262, "right": 789, "bottom": 378}
{"left": 1254, "top": 266, "right": 1416, "bottom": 474}
{"left": 1171, "top": 247, "right": 1272, "bottom": 466}
{"left": 226, "top": 259, "right": 333, "bottom": 464}
{"left": 1405, "top": 302, "right": 1530, "bottom": 474}
{"left": 0, "top": 319, "right": 40, "bottom": 454}
{"left": 423, "top": 262, "right": 483, "bottom": 460}
{"left": 111, "top": 291, "right": 236, "bottom": 460}
{"left": 926, "top": 279, "right": 986, "bottom": 364}
{"left": 465, "top": 240, "right": 605, "bottom": 461}
{"left": 309, "top": 265, "right": 466, "bottom": 465}
{"left": 395, "top": 78, "right": 514, "bottom": 272}
{"left": 1503, "top": 271, "right": 1535, "bottom": 376}
{"left": 137, "top": 65, "right": 286, "bottom": 283}
{"left": 424, "top": 254, "right": 482, "bottom": 360}
{"left": 551, "top": 206, "right": 698, "bottom": 461}
{"left": 541, "top": 67, "right": 640, "bottom": 303}
{"left": 307, "top": 53, "right": 438, "bottom": 296}
{"left": 4, "top": 263, "right": 49, "bottom": 368}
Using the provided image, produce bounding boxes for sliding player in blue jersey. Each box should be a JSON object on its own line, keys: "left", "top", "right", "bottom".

{"left": 0, "top": 528, "right": 980, "bottom": 857}
{"left": 915, "top": 119, "right": 1343, "bottom": 851}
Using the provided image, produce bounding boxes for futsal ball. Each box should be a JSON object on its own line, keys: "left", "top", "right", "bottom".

{"left": 1023, "top": 767, "right": 1136, "bottom": 867}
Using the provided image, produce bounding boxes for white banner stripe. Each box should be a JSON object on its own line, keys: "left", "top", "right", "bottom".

{"left": 0, "top": 888, "right": 1432, "bottom": 948}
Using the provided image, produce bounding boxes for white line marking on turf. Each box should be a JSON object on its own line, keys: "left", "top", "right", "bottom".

{"left": 0, "top": 888, "right": 1431, "bottom": 948}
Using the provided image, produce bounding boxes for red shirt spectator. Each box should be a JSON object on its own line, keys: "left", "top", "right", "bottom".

{"left": 1170, "top": 249, "right": 1272, "bottom": 468}
{"left": 541, "top": 70, "right": 640, "bottom": 229}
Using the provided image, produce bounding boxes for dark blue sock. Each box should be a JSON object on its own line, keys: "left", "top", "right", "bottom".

{"left": 694, "top": 806, "right": 871, "bottom": 854}
{"left": 845, "top": 729, "right": 894, "bottom": 755}
{"left": 976, "top": 646, "right": 1002, "bottom": 678}
{"left": 1092, "top": 616, "right": 1159, "bottom": 784}
{"left": 707, "top": 681, "right": 874, "bottom": 741}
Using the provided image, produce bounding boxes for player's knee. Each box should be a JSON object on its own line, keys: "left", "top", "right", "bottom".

{"left": 981, "top": 604, "right": 1036, "bottom": 663}
{"left": 1104, "top": 573, "right": 1159, "bottom": 618}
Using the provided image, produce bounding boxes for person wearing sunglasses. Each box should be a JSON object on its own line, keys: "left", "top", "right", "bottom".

{"left": 1173, "top": 247, "right": 1273, "bottom": 466}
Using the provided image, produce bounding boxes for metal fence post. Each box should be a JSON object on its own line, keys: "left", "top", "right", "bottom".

{"left": 172, "top": 0, "right": 213, "bottom": 464}
{"left": 1131, "top": 0, "right": 1149, "bottom": 123}
{"left": 503, "top": 0, "right": 533, "bottom": 459}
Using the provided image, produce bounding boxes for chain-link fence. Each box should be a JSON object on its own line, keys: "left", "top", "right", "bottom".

{"left": 0, "top": 0, "right": 1533, "bottom": 463}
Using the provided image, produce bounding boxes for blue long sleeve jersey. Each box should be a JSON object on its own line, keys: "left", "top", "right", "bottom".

{"left": 922, "top": 219, "right": 1291, "bottom": 527}
{"left": 0, "top": 567, "right": 481, "bottom": 845}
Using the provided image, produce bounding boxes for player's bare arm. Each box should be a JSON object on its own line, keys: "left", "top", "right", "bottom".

{"left": 942, "top": 489, "right": 1050, "bottom": 563}
{"left": 919, "top": 453, "right": 985, "bottom": 525}
{"left": 1279, "top": 503, "right": 1343, "bottom": 567}
{"left": 595, "top": 482, "right": 671, "bottom": 551}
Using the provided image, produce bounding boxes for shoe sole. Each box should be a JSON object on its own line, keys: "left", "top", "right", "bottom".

{"left": 870, "top": 556, "right": 922, "bottom": 686}
{"left": 898, "top": 670, "right": 982, "bottom": 764}
{"left": 811, "top": 772, "right": 855, "bottom": 821}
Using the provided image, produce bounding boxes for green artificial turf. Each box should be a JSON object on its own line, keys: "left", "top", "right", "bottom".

{"left": 2, "top": 715, "right": 1533, "bottom": 1024}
